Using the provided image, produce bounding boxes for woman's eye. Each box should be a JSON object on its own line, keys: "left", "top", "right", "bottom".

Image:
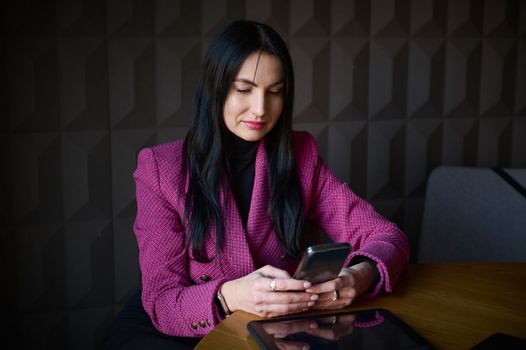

{"left": 268, "top": 90, "right": 282, "bottom": 95}
{"left": 236, "top": 88, "right": 251, "bottom": 93}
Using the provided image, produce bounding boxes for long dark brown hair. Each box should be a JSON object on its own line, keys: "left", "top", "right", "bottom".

{"left": 184, "top": 20, "right": 304, "bottom": 262}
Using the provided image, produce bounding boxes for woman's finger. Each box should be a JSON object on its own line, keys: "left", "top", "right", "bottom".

{"left": 311, "top": 288, "right": 355, "bottom": 309}
{"left": 337, "top": 287, "right": 357, "bottom": 300}
{"left": 316, "top": 287, "right": 357, "bottom": 301}
{"left": 311, "top": 302, "right": 350, "bottom": 310}
{"left": 257, "top": 277, "right": 312, "bottom": 292}
{"left": 256, "top": 301, "right": 313, "bottom": 317}
{"left": 304, "top": 277, "right": 344, "bottom": 294}
{"left": 261, "top": 290, "right": 319, "bottom": 304}
{"left": 258, "top": 265, "right": 293, "bottom": 279}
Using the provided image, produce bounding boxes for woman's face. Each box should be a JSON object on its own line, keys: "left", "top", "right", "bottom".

{"left": 223, "top": 51, "right": 284, "bottom": 142}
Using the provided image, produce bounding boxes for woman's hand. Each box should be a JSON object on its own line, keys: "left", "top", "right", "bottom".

{"left": 220, "top": 265, "right": 319, "bottom": 318}
{"left": 306, "top": 261, "right": 379, "bottom": 310}
{"left": 261, "top": 314, "right": 356, "bottom": 349}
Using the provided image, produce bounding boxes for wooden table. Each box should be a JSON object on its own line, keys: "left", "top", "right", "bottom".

{"left": 196, "top": 262, "right": 526, "bottom": 350}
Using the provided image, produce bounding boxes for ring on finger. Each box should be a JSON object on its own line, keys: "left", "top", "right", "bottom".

{"left": 332, "top": 290, "right": 339, "bottom": 301}
{"left": 269, "top": 279, "right": 277, "bottom": 292}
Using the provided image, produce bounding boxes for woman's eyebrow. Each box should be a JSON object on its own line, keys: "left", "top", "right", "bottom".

{"left": 234, "top": 78, "right": 284, "bottom": 87}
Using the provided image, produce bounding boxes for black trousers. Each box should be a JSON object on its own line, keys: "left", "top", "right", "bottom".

{"left": 103, "top": 291, "right": 201, "bottom": 350}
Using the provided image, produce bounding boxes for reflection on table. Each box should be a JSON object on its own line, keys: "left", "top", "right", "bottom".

{"left": 195, "top": 263, "right": 526, "bottom": 350}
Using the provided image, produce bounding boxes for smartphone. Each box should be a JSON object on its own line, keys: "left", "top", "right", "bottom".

{"left": 293, "top": 242, "right": 351, "bottom": 285}
{"left": 471, "top": 333, "right": 526, "bottom": 350}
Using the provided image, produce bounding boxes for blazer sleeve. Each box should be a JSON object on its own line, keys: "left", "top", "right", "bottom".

{"left": 300, "top": 133, "right": 410, "bottom": 296}
{"left": 133, "top": 147, "right": 225, "bottom": 337}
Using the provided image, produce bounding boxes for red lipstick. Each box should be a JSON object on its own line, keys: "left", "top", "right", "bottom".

{"left": 242, "top": 120, "right": 265, "bottom": 130}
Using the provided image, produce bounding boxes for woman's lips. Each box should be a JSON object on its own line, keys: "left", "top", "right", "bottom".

{"left": 242, "top": 120, "right": 266, "bottom": 130}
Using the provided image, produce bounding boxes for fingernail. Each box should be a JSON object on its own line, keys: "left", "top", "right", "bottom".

{"left": 310, "top": 294, "right": 319, "bottom": 301}
{"left": 308, "top": 301, "right": 315, "bottom": 307}
{"left": 305, "top": 289, "right": 313, "bottom": 293}
{"left": 309, "top": 322, "right": 318, "bottom": 329}
{"left": 303, "top": 345, "right": 310, "bottom": 350}
{"left": 303, "top": 282, "right": 312, "bottom": 288}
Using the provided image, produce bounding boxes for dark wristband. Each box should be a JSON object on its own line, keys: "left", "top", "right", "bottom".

{"left": 214, "top": 293, "right": 226, "bottom": 318}
{"left": 216, "top": 285, "right": 231, "bottom": 318}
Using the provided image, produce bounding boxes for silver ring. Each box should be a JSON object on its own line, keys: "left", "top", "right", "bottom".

{"left": 269, "top": 279, "right": 277, "bottom": 292}
{"left": 332, "top": 290, "right": 339, "bottom": 301}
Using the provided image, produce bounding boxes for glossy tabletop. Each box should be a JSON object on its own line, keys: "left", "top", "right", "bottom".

{"left": 195, "top": 262, "right": 526, "bottom": 350}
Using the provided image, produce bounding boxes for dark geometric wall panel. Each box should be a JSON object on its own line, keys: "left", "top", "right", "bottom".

{"left": 444, "top": 39, "right": 481, "bottom": 117}
{"left": 517, "top": 40, "right": 526, "bottom": 114}
{"left": 4, "top": 1, "right": 525, "bottom": 349}
{"left": 370, "top": 39, "right": 409, "bottom": 120}
{"left": 108, "top": 38, "right": 156, "bottom": 129}
{"left": 59, "top": 38, "right": 108, "bottom": 130}
{"left": 65, "top": 221, "right": 114, "bottom": 308}
{"left": 509, "top": 117, "right": 526, "bottom": 164}
{"left": 14, "top": 224, "right": 67, "bottom": 313}
{"left": 18, "top": 310, "right": 67, "bottom": 349}
{"left": 291, "top": 38, "right": 331, "bottom": 122}
{"left": 111, "top": 129, "right": 156, "bottom": 219}
{"left": 329, "top": 38, "right": 370, "bottom": 120}
{"left": 6, "top": 37, "right": 61, "bottom": 132}
{"left": 155, "top": 37, "right": 201, "bottom": 127}
{"left": 407, "top": 39, "right": 445, "bottom": 119}
{"left": 68, "top": 306, "right": 113, "bottom": 350}
{"left": 11, "top": 134, "right": 63, "bottom": 223}
{"left": 113, "top": 218, "right": 139, "bottom": 304}
{"left": 62, "top": 132, "right": 111, "bottom": 221}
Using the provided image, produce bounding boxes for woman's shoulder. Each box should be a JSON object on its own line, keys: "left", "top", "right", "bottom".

{"left": 138, "top": 138, "right": 186, "bottom": 170}
{"left": 291, "top": 130, "right": 318, "bottom": 155}
{"left": 150, "top": 138, "right": 185, "bottom": 154}
{"left": 291, "top": 130, "right": 320, "bottom": 175}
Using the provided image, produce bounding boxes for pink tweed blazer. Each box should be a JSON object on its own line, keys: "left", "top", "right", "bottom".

{"left": 133, "top": 131, "right": 409, "bottom": 337}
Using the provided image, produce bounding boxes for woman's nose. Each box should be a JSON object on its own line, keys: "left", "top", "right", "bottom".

{"left": 250, "top": 92, "right": 266, "bottom": 117}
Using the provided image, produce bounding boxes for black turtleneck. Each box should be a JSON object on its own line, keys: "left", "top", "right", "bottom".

{"left": 223, "top": 131, "right": 259, "bottom": 228}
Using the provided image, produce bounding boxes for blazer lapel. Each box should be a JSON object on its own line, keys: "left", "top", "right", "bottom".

{"left": 246, "top": 141, "right": 274, "bottom": 251}
{"left": 221, "top": 176, "right": 256, "bottom": 277}
{"left": 221, "top": 140, "right": 276, "bottom": 275}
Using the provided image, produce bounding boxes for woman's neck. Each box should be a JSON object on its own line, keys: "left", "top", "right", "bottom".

{"left": 223, "top": 130, "right": 259, "bottom": 158}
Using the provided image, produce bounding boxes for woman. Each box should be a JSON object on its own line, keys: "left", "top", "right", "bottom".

{"left": 105, "top": 19, "right": 409, "bottom": 349}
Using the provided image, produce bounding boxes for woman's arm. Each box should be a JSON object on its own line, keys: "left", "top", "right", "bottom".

{"left": 296, "top": 132, "right": 410, "bottom": 297}
{"left": 133, "top": 147, "right": 227, "bottom": 337}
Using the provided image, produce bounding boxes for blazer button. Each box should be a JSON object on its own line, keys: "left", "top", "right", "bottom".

{"left": 280, "top": 255, "right": 287, "bottom": 261}
{"left": 199, "top": 320, "right": 207, "bottom": 328}
{"left": 191, "top": 322, "right": 198, "bottom": 330}
{"left": 206, "top": 319, "right": 211, "bottom": 325}
{"left": 199, "top": 275, "right": 211, "bottom": 282}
